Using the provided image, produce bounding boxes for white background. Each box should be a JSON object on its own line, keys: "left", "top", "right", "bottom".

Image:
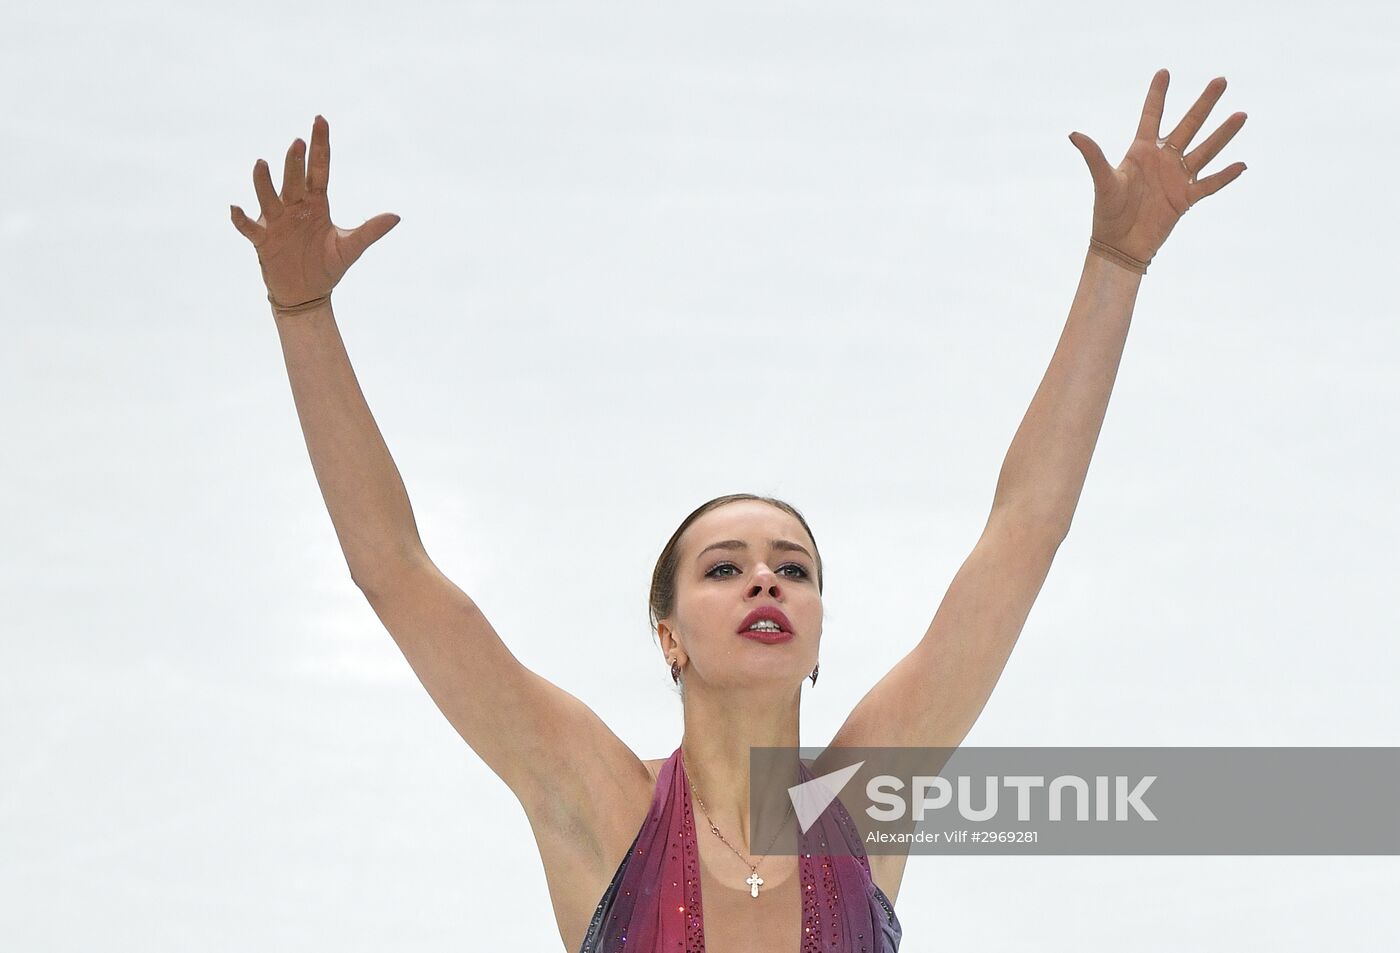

{"left": 3, "top": 0, "right": 1397, "bottom": 949}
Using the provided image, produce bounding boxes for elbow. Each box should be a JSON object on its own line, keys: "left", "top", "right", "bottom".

{"left": 990, "top": 484, "right": 1076, "bottom": 545}
{"left": 989, "top": 501, "right": 1072, "bottom": 551}
{"left": 350, "top": 548, "right": 431, "bottom": 600}
{"left": 1044, "top": 509, "right": 1073, "bottom": 546}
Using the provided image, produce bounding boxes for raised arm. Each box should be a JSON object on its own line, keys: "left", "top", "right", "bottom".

{"left": 230, "top": 117, "right": 649, "bottom": 832}
{"left": 829, "top": 69, "right": 1248, "bottom": 753}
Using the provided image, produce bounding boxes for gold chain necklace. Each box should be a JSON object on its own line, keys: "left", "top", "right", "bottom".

{"left": 680, "top": 747, "right": 795, "bottom": 898}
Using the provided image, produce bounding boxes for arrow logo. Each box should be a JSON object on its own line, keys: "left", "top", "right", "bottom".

{"left": 788, "top": 760, "right": 865, "bottom": 833}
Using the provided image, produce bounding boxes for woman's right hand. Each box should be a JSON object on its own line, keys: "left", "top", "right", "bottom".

{"left": 231, "top": 115, "right": 400, "bottom": 312}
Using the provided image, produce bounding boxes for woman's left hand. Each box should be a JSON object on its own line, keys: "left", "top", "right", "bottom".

{"left": 1069, "top": 68, "right": 1247, "bottom": 265}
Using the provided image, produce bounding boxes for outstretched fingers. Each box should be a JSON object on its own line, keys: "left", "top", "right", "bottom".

{"left": 281, "top": 137, "right": 307, "bottom": 205}
{"left": 1135, "top": 68, "right": 1170, "bottom": 143}
{"left": 230, "top": 204, "right": 266, "bottom": 245}
{"left": 1188, "top": 161, "right": 1247, "bottom": 203}
{"left": 1186, "top": 111, "right": 1247, "bottom": 175}
{"left": 252, "top": 158, "right": 283, "bottom": 221}
{"left": 335, "top": 212, "right": 402, "bottom": 268}
{"left": 307, "top": 114, "right": 331, "bottom": 195}
{"left": 1164, "top": 76, "right": 1228, "bottom": 151}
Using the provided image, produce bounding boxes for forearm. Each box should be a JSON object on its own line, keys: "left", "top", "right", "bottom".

{"left": 990, "top": 249, "right": 1142, "bottom": 536}
{"left": 273, "top": 299, "right": 426, "bottom": 587}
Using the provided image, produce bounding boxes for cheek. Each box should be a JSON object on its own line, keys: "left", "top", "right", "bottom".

{"left": 675, "top": 586, "right": 724, "bottom": 629}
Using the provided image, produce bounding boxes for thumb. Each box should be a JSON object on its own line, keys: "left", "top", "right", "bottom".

{"left": 230, "top": 204, "right": 265, "bottom": 246}
{"left": 1068, "top": 131, "right": 1115, "bottom": 194}
{"left": 337, "top": 212, "right": 402, "bottom": 268}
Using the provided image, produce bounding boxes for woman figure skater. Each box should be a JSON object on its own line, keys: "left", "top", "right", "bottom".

{"left": 230, "top": 67, "right": 1248, "bottom": 952}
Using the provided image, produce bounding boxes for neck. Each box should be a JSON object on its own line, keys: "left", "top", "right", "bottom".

{"left": 679, "top": 681, "right": 803, "bottom": 855}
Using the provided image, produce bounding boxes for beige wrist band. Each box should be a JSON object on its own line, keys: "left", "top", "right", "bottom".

{"left": 268, "top": 292, "right": 332, "bottom": 316}
{"left": 1088, "top": 238, "right": 1150, "bottom": 275}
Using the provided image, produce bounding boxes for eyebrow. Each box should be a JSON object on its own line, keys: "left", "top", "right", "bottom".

{"left": 696, "top": 539, "right": 814, "bottom": 562}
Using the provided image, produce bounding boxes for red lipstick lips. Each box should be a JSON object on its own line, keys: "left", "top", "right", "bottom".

{"left": 737, "top": 606, "right": 795, "bottom": 644}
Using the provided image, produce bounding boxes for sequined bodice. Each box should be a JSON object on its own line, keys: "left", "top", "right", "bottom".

{"left": 577, "top": 747, "right": 901, "bottom": 952}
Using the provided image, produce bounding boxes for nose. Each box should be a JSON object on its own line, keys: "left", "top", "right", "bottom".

{"left": 747, "top": 562, "right": 782, "bottom": 598}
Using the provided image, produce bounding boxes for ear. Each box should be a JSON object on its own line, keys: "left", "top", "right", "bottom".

{"left": 657, "top": 622, "right": 686, "bottom": 664}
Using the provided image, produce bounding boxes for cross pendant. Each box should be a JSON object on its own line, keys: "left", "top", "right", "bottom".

{"left": 745, "top": 870, "right": 764, "bottom": 898}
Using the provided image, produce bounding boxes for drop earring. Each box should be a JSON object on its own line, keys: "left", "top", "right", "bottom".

{"left": 809, "top": 662, "right": 819, "bottom": 686}
{"left": 670, "top": 657, "right": 681, "bottom": 684}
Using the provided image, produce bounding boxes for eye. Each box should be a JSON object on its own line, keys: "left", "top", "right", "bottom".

{"left": 705, "top": 562, "right": 811, "bottom": 579}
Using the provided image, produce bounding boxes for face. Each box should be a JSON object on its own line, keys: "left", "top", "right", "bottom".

{"left": 660, "top": 500, "right": 822, "bottom": 691}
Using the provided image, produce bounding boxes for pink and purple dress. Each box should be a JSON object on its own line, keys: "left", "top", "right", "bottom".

{"left": 578, "top": 745, "right": 902, "bottom": 952}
